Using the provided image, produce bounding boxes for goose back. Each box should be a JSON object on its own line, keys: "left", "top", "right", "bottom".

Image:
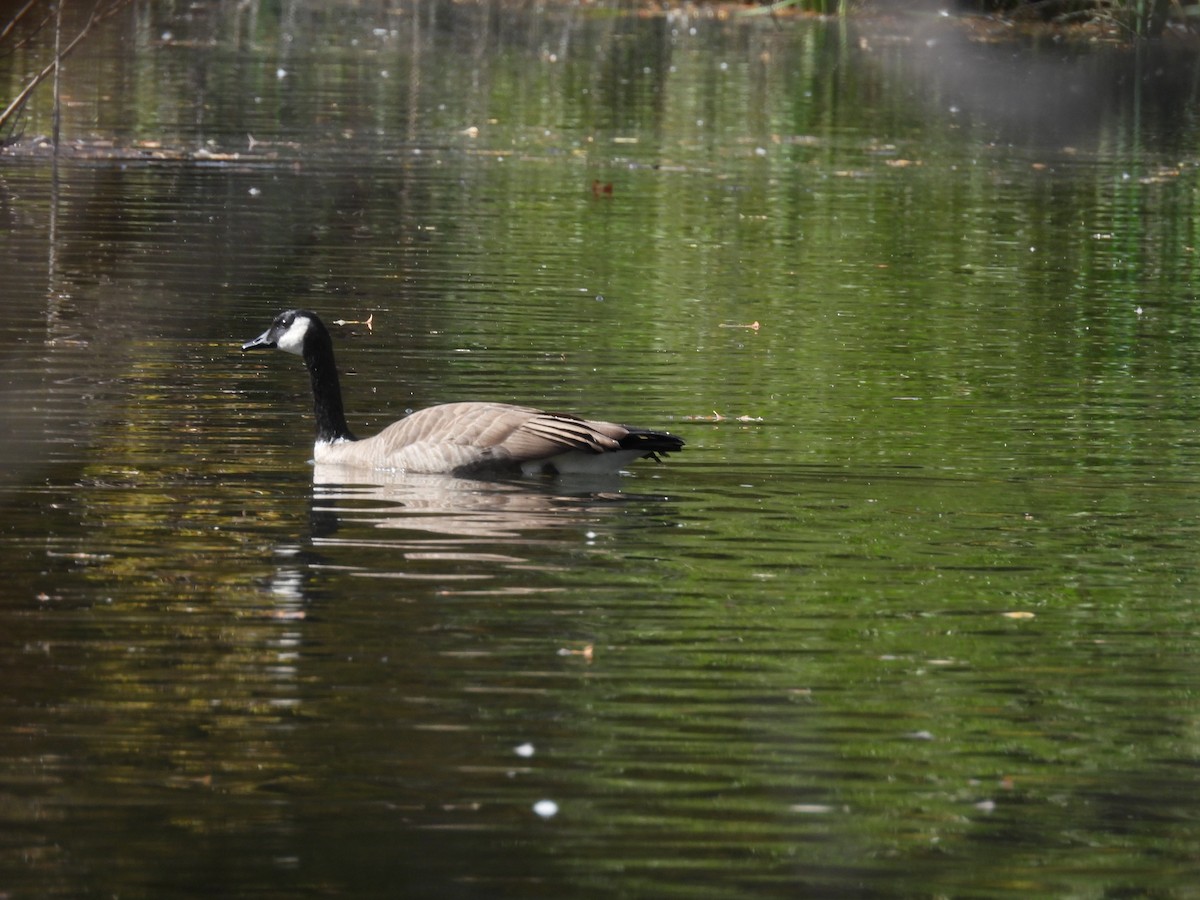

{"left": 314, "top": 401, "right": 676, "bottom": 475}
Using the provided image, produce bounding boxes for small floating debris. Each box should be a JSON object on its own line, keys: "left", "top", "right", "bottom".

{"left": 1001, "top": 611, "right": 1036, "bottom": 620}
{"left": 258, "top": 609, "right": 306, "bottom": 620}
{"left": 718, "top": 320, "right": 760, "bottom": 331}
{"left": 557, "top": 644, "right": 594, "bottom": 662}
{"left": 683, "top": 411, "right": 763, "bottom": 423}
{"left": 532, "top": 799, "right": 559, "bottom": 819}
{"left": 333, "top": 314, "right": 373, "bottom": 331}
{"left": 514, "top": 743, "right": 536, "bottom": 758}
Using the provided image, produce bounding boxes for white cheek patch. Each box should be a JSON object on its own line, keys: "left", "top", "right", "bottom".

{"left": 276, "top": 316, "right": 310, "bottom": 355}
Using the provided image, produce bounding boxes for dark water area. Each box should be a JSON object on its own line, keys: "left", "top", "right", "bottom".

{"left": 3, "top": 2, "right": 1200, "bottom": 896}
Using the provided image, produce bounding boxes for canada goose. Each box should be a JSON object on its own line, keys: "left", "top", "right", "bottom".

{"left": 241, "top": 309, "right": 684, "bottom": 476}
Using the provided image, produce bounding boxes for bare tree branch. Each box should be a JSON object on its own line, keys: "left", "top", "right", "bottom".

{"left": 0, "top": 0, "right": 44, "bottom": 46}
{"left": 0, "top": 0, "right": 133, "bottom": 138}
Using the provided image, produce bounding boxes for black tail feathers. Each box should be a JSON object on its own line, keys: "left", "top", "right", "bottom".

{"left": 620, "top": 428, "right": 685, "bottom": 462}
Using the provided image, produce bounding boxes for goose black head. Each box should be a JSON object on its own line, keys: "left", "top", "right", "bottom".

{"left": 242, "top": 309, "right": 325, "bottom": 356}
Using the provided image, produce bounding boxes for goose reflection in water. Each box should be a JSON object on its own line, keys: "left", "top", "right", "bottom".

{"left": 311, "top": 462, "right": 654, "bottom": 542}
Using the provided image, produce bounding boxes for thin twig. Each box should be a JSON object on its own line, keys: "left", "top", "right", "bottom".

{"left": 0, "top": 0, "right": 43, "bottom": 45}
{"left": 51, "top": 0, "right": 62, "bottom": 151}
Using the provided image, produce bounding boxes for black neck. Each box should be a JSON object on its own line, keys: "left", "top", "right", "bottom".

{"left": 303, "top": 323, "right": 357, "bottom": 444}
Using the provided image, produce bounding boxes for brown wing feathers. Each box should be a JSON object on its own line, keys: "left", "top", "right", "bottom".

{"left": 519, "top": 413, "right": 624, "bottom": 454}
{"left": 370, "top": 403, "right": 627, "bottom": 463}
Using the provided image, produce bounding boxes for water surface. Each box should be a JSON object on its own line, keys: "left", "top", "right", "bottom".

{"left": 3, "top": 3, "right": 1200, "bottom": 896}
